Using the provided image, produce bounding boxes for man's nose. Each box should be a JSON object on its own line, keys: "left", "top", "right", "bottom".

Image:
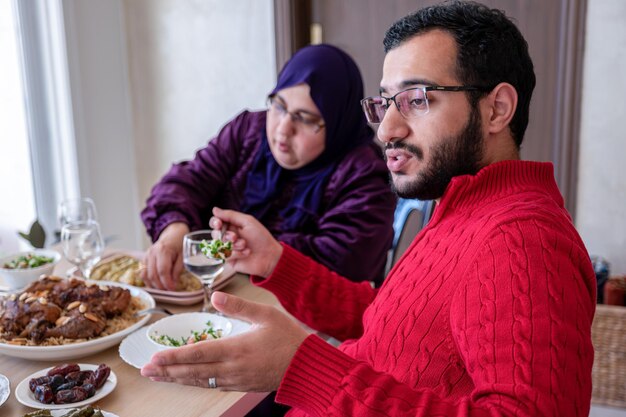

{"left": 376, "top": 104, "right": 408, "bottom": 145}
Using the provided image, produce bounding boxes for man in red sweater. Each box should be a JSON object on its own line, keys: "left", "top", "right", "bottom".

{"left": 142, "top": 2, "right": 596, "bottom": 416}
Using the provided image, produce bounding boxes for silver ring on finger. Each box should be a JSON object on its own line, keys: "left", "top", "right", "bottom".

{"left": 208, "top": 377, "right": 217, "bottom": 389}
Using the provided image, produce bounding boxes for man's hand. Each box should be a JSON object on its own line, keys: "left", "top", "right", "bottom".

{"left": 142, "top": 222, "right": 189, "bottom": 290}
{"left": 140, "top": 291, "right": 309, "bottom": 391}
{"left": 209, "top": 207, "right": 283, "bottom": 278}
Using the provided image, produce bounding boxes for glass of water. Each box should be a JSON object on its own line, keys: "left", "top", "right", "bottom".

{"left": 58, "top": 197, "right": 98, "bottom": 227}
{"left": 61, "top": 220, "right": 105, "bottom": 279}
{"left": 183, "top": 230, "right": 225, "bottom": 312}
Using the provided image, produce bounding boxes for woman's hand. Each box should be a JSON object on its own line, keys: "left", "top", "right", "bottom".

{"left": 209, "top": 207, "right": 283, "bottom": 278}
{"left": 141, "top": 291, "right": 309, "bottom": 392}
{"left": 142, "top": 222, "right": 189, "bottom": 290}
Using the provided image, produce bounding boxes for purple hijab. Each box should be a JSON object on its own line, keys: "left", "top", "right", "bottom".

{"left": 241, "top": 44, "right": 373, "bottom": 230}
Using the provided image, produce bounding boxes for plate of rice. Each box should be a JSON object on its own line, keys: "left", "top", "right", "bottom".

{"left": 0, "top": 280, "right": 154, "bottom": 360}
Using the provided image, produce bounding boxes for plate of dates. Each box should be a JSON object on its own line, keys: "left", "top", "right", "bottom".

{"left": 23, "top": 406, "right": 119, "bottom": 416}
{"left": 15, "top": 363, "right": 116, "bottom": 410}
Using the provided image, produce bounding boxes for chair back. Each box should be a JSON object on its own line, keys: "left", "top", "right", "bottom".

{"left": 386, "top": 199, "right": 435, "bottom": 273}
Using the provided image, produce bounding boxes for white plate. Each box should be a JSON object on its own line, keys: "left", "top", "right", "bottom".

{"left": 119, "top": 316, "right": 252, "bottom": 369}
{"left": 0, "top": 374, "right": 9, "bottom": 407}
{"left": 83, "top": 252, "right": 236, "bottom": 305}
{"left": 17, "top": 409, "right": 118, "bottom": 417}
{"left": 51, "top": 410, "right": 118, "bottom": 417}
{"left": 15, "top": 363, "right": 117, "bottom": 410}
{"left": 0, "top": 281, "right": 155, "bottom": 360}
{"left": 147, "top": 271, "right": 237, "bottom": 305}
{"left": 146, "top": 292, "right": 203, "bottom": 306}
{"left": 144, "top": 263, "right": 236, "bottom": 305}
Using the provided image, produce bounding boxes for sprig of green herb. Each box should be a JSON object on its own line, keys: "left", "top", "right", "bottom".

{"left": 199, "top": 239, "right": 232, "bottom": 260}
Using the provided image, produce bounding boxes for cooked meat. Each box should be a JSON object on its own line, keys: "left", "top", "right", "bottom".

{"left": 99, "top": 287, "right": 131, "bottom": 316}
{"left": 21, "top": 318, "right": 52, "bottom": 344}
{"left": 0, "top": 275, "right": 132, "bottom": 344}
{"left": 49, "top": 279, "right": 131, "bottom": 317}
{"left": 44, "top": 307, "right": 106, "bottom": 339}
{"left": 1, "top": 299, "right": 29, "bottom": 334}
{"left": 23, "top": 275, "right": 65, "bottom": 294}
{"left": 1, "top": 298, "right": 62, "bottom": 337}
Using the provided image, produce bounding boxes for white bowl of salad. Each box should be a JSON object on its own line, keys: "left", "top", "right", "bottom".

{"left": 0, "top": 249, "right": 61, "bottom": 290}
{"left": 147, "top": 312, "right": 233, "bottom": 349}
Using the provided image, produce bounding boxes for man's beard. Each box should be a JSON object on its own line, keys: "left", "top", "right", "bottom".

{"left": 388, "top": 106, "right": 484, "bottom": 200}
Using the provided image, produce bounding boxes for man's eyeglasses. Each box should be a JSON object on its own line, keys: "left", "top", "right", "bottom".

{"left": 267, "top": 94, "right": 326, "bottom": 134}
{"left": 360, "top": 85, "right": 493, "bottom": 124}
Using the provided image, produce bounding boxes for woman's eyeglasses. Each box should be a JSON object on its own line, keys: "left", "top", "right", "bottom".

{"left": 267, "top": 94, "right": 325, "bottom": 134}
{"left": 360, "top": 85, "right": 493, "bottom": 124}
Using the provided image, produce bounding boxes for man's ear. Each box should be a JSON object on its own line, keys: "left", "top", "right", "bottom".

{"left": 483, "top": 82, "right": 517, "bottom": 135}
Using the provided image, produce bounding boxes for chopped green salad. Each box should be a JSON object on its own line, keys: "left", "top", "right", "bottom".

{"left": 150, "top": 320, "right": 224, "bottom": 347}
{"left": 200, "top": 238, "right": 232, "bottom": 260}
{"left": 3, "top": 253, "right": 54, "bottom": 269}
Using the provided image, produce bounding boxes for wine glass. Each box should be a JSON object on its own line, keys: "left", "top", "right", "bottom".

{"left": 183, "top": 230, "right": 225, "bottom": 312}
{"left": 61, "top": 220, "right": 105, "bottom": 279}
{"left": 58, "top": 197, "right": 98, "bottom": 227}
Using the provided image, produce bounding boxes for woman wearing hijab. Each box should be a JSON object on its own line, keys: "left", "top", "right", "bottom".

{"left": 141, "top": 44, "right": 395, "bottom": 290}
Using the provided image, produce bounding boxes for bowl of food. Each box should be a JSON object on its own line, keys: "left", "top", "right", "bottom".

{"left": 0, "top": 277, "right": 155, "bottom": 360}
{"left": 0, "top": 250, "right": 61, "bottom": 289}
{"left": 147, "top": 312, "right": 233, "bottom": 349}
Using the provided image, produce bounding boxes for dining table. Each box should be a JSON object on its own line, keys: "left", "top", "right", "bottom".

{"left": 0, "top": 250, "right": 282, "bottom": 417}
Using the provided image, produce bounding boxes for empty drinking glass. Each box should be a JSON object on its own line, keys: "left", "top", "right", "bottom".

{"left": 58, "top": 197, "right": 98, "bottom": 228}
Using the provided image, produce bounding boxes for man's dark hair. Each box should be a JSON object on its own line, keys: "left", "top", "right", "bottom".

{"left": 383, "top": 1, "right": 536, "bottom": 147}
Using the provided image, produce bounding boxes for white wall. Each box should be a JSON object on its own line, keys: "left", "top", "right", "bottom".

{"left": 63, "top": 0, "right": 141, "bottom": 251}
{"left": 61, "top": 0, "right": 275, "bottom": 250}
{"left": 576, "top": 0, "right": 626, "bottom": 275}
{"left": 122, "top": 0, "right": 276, "bottom": 215}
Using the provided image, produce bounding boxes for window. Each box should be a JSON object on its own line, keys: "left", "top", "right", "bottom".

{"left": 1, "top": 0, "right": 82, "bottom": 251}
{"left": 0, "top": 0, "right": 36, "bottom": 253}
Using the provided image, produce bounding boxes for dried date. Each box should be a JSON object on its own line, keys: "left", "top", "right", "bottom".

{"left": 81, "top": 382, "right": 96, "bottom": 397}
{"left": 55, "top": 381, "right": 78, "bottom": 392}
{"left": 65, "top": 370, "right": 94, "bottom": 384}
{"left": 29, "top": 374, "right": 63, "bottom": 392}
{"left": 29, "top": 376, "right": 50, "bottom": 393}
{"left": 47, "top": 363, "right": 80, "bottom": 377}
{"left": 49, "top": 374, "right": 65, "bottom": 391}
{"left": 55, "top": 386, "right": 88, "bottom": 404}
{"left": 92, "top": 364, "right": 111, "bottom": 389}
{"left": 34, "top": 384, "right": 54, "bottom": 404}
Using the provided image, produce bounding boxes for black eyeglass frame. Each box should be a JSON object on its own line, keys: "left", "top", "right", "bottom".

{"left": 361, "top": 85, "right": 494, "bottom": 123}
{"left": 267, "top": 94, "right": 326, "bottom": 133}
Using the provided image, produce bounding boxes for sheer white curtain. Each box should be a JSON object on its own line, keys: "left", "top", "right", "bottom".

{"left": 9, "top": 0, "right": 80, "bottom": 247}
{"left": 0, "top": 0, "right": 38, "bottom": 253}
{"left": 11, "top": 0, "right": 143, "bottom": 251}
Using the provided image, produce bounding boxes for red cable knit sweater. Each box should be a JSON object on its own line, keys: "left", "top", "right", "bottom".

{"left": 253, "top": 160, "right": 595, "bottom": 417}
